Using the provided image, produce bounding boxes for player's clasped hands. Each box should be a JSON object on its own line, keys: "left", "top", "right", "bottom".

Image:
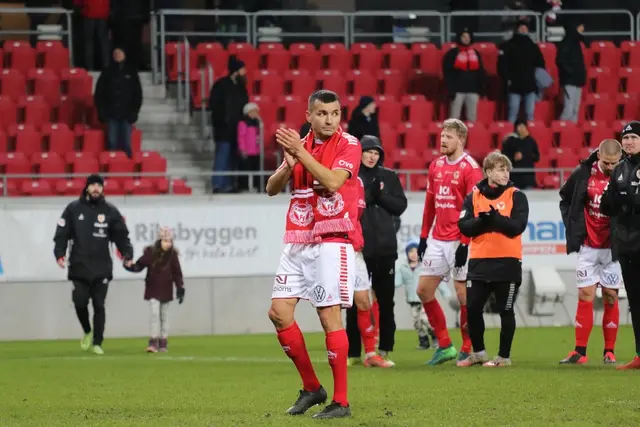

{"left": 478, "top": 205, "right": 498, "bottom": 221}
{"left": 275, "top": 128, "right": 304, "bottom": 156}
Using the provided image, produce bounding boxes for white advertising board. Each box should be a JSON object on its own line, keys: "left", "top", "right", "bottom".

{"left": 0, "top": 196, "right": 576, "bottom": 281}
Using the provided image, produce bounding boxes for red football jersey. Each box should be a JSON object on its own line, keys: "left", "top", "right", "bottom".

{"left": 584, "top": 162, "right": 611, "bottom": 249}
{"left": 423, "top": 153, "right": 483, "bottom": 241}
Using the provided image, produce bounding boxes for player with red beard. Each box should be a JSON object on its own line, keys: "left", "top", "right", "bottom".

{"left": 265, "top": 90, "right": 361, "bottom": 419}
{"left": 559, "top": 139, "right": 624, "bottom": 365}
{"left": 417, "top": 118, "right": 483, "bottom": 365}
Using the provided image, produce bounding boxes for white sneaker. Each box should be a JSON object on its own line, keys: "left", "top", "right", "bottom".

{"left": 456, "top": 352, "right": 488, "bottom": 367}
{"left": 80, "top": 333, "right": 92, "bottom": 351}
{"left": 483, "top": 356, "right": 511, "bottom": 367}
{"left": 92, "top": 345, "right": 104, "bottom": 355}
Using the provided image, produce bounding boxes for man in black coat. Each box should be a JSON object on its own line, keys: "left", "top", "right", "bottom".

{"left": 208, "top": 57, "right": 249, "bottom": 193}
{"left": 557, "top": 20, "right": 586, "bottom": 123}
{"left": 498, "top": 20, "right": 545, "bottom": 122}
{"left": 94, "top": 48, "right": 143, "bottom": 159}
{"left": 346, "top": 135, "right": 407, "bottom": 365}
{"left": 53, "top": 175, "right": 134, "bottom": 355}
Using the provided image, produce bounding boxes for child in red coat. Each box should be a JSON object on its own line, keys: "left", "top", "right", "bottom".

{"left": 125, "top": 227, "right": 185, "bottom": 352}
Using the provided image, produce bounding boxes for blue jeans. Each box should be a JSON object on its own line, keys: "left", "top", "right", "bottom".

{"left": 507, "top": 92, "right": 537, "bottom": 122}
{"left": 107, "top": 119, "right": 132, "bottom": 158}
{"left": 212, "top": 141, "right": 234, "bottom": 192}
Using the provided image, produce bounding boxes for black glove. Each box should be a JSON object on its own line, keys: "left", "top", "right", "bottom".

{"left": 369, "top": 175, "right": 382, "bottom": 199}
{"left": 418, "top": 238, "right": 428, "bottom": 260}
{"left": 478, "top": 205, "right": 497, "bottom": 222}
{"left": 176, "top": 287, "right": 185, "bottom": 304}
{"left": 454, "top": 244, "right": 468, "bottom": 268}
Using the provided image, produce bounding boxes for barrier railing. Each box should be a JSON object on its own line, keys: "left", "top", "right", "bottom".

{"left": 542, "top": 9, "right": 635, "bottom": 42}
{"left": 350, "top": 11, "right": 445, "bottom": 45}
{"left": 637, "top": 12, "right": 640, "bottom": 41}
{"left": 446, "top": 10, "right": 542, "bottom": 43}
{"left": 251, "top": 10, "right": 349, "bottom": 45}
{"left": 0, "top": 7, "right": 74, "bottom": 65}
{"left": 0, "top": 168, "right": 572, "bottom": 197}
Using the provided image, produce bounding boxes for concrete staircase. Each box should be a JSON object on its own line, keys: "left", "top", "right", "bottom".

{"left": 91, "top": 71, "right": 213, "bottom": 194}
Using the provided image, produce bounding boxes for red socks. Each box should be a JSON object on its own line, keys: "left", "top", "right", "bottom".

{"left": 357, "top": 308, "right": 376, "bottom": 355}
{"left": 277, "top": 323, "right": 321, "bottom": 392}
{"left": 423, "top": 299, "right": 452, "bottom": 348}
{"left": 326, "top": 329, "right": 349, "bottom": 406}
{"left": 602, "top": 300, "right": 619, "bottom": 351}
{"left": 460, "top": 304, "right": 472, "bottom": 353}
{"left": 575, "top": 300, "right": 594, "bottom": 348}
{"left": 372, "top": 301, "right": 380, "bottom": 338}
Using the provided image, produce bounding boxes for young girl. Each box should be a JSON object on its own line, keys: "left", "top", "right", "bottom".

{"left": 237, "top": 102, "right": 262, "bottom": 192}
{"left": 124, "top": 227, "right": 185, "bottom": 353}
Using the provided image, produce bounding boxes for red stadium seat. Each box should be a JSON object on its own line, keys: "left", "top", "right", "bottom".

{"left": 2, "top": 151, "right": 30, "bottom": 187}
{"left": 195, "top": 42, "right": 228, "bottom": 78}
{"left": 227, "top": 43, "right": 259, "bottom": 72}
{"left": 191, "top": 69, "right": 215, "bottom": 109}
{"left": 475, "top": 99, "right": 497, "bottom": 125}
{"left": 402, "top": 94, "right": 434, "bottom": 122}
{"left": 100, "top": 151, "right": 134, "bottom": 185}
{"left": 350, "top": 43, "right": 381, "bottom": 73}
{"left": 79, "top": 129, "right": 105, "bottom": 154}
{"left": 135, "top": 151, "right": 167, "bottom": 184}
{"left": 378, "top": 69, "right": 404, "bottom": 97}
{"left": 320, "top": 43, "right": 349, "bottom": 73}
{"left": 43, "top": 123, "right": 75, "bottom": 154}
{"left": 56, "top": 95, "right": 85, "bottom": 127}
{"left": 533, "top": 100, "right": 555, "bottom": 125}
{"left": 277, "top": 95, "right": 306, "bottom": 124}
{"left": 466, "top": 122, "right": 492, "bottom": 159}
{"left": 124, "top": 178, "right": 155, "bottom": 195}
{"left": 0, "top": 129, "right": 6, "bottom": 152}
{"left": 550, "top": 120, "right": 583, "bottom": 150}
{"left": 259, "top": 43, "right": 290, "bottom": 75}
{"left": 621, "top": 41, "right": 640, "bottom": 67}
{"left": 18, "top": 95, "right": 50, "bottom": 129}
{"left": 489, "top": 121, "right": 515, "bottom": 149}
{"left": 412, "top": 43, "right": 441, "bottom": 75}
{"left": 9, "top": 124, "right": 41, "bottom": 156}
{"left": 55, "top": 178, "right": 84, "bottom": 195}
{"left": 589, "top": 41, "right": 620, "bottom": 69}
{"left": 284, "top": 70, "right": 316, "bottom": 97}
{"left": 472, "top": 42, "right": 499, "bottom": 75}
{"left": 375, "top": 95, "right": 402, "bottom": 128}
{"left": 250, "top": 95, "right": 275, "bottom": 128}
{"left": 378, "top": 123, "right": 398, "bottom": 153}
{"left": 0, "top": 96, "right": 17, "bottom": 131}
{"left": 28, "top": 68, "right": 61, "bottom": 106}
{"left": 316, "top": 69, "right": 346, "bottom": 95}
{"left": 381, "top": 43, "right": 412, "bottom": 73}
{"left": 537, "top": 43, "right": 557, "bottom": 69}
{"left": 32, "top": 151, "right": 66, "bottom": 187}
{"left": 345, "top": 70, "right": 376, "bottom": 96}
{"left": 60, "top": 68, "right": 92, "bottom": 102}
{"left": 526, "top": 121, "right": 553, "bottom": 151}
{"left": 1, "top": 69, "right": 27, "bottom": 102}
{"left": 36, "top": 41, "right": 70, "bottom": 73}
{"left": 68, "top": 152, "right": 99, "bottom": 175}
{"left": 290, "top": 43, "right": 320, "bottom": 72}
{"left": 167, "top": 178, "right": 192, "bottom": 195}
{"left": 583, "top": 94, "right": 616, "bottom": 124}
{"left": 102, "top": 178, "right": 124, "bottom": 195}
{"left": 619, "top": 67, "right": 640, "bottom": 93}
{"left": 616, "top": 92, "right": 639, "bottom": 121}
{"left": 4, "top": 41, "right": 36, "bottom": 75}
{"left": 582, "top": 121, "right": 614, "bottom": 147}
{"left": 20, "top": 180, "right": 53, "bottom": 196}
{"left": 587, "top": 67, "right": 618, "bottom": 95}
{"left": 398, "top": 122, "right": 428, "bottom": 152}
{"left": 427, "top": 122, "right": 445, "bottom": 147}
{"left": 252, "top": 69, "right": 283, "bottom": 98}
{"left": 165, "top": 42, "right": 197, "bottom": 82}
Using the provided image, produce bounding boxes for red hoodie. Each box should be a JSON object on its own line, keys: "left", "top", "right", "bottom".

{"left": 79, "top": 0, "right": 110, "bottom": 20}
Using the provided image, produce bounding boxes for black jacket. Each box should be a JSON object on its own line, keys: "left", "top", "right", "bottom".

{"left": 498, "top": 33, "right": 545, "bottom": 95}
{"left": 458, "top": 179, "right": 529, "bottom": 283}
{"left": 53, "top": 195, "right": 133, "bottom": 282}
{"left": 556, "top": 27, "right": 586, "bottom": 88}
{"left": 359, "top": 139, "right": 407, "bottom": 259}
{"left": 601, "top": 153, "right": 640, "bottom": 259}
{"left": 502, "top": 134, "right": 540, "bottom": 189}
{"left": 442, "top": 46, "right": 485, "bottom": 95}
{"left": 208, "top": 75, "right": 249, "bottom": 143}
{"left": 94, "top": 60, "right": 143, "bottom": 123}
{"left": 559, "top": 150, "right": 618, "bottom": 255}
{"left": 347, "top": 97, "right": 381, "bottom": 142}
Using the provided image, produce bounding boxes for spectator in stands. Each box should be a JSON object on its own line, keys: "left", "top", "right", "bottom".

{"left": 208, "top": 57, "right": 249, "bottom": 193}
{"left": 501, "top": 120, "right": 540, "bottom": 189}
{"left": 498, "top": 20, "right": 545, "bottom": 122}
{"left": 237, "top": 102, "right": 262, "bottom": 192}
{"left": 110, "top": 0, "right": 150, "bottom": 70}
{"left": 77, "top": 0, "right": 110, "bottom": 70}
{"left": 347, "top": 96, "right": 380, "bottom": 141}
{"left": 556, "top": 20, "right": 586, "bottom": 123}
{"left": 442, "top": 29, "right": 485, "bottom": 122}
{"left": 94, "top": 48, "right": 143, "bottom": 159}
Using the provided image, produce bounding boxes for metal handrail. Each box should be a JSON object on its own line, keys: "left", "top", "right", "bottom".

{"left": 446, "top": 10, "right": 542, "bottom": 43}
{"left": 637, "top": 12, "right": 640, "bottom": 41}
{"left": 0, "top": 7, "right": 74, "bottom": 65}
{"left": 542, "top": 9, "right": 635, "bottom": 42}
{"left": 351, "top": 11, "right": 446, "bottom": 46}
{"left": 251, "top": 10, "right": 350, "bottom": 45}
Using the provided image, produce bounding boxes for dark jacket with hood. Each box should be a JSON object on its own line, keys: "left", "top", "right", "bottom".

{"left": 559, "top": 150, "right": 619, "bottom": 256}
{"left": 601, "top": 152, "right": 640, "bottom": 259}
{"left": 359, "top": 136, "right": 408, "bottom": 259}
{"left": 556, "top": 23, "right": 587, "bottom": 88}
{"left": 208, "top": 58, "right": 250, "bottom": 143}
{"left": 498, "top": 24, "right": 546, "bottom": 95}
{"left": 442, "top": 30, "right": 485, "bottom": 96}
{"left": 53, "top": 176, "right": 133, "bottom": 283}
{"left": 501, "top": 121, "right": 540, "bottom": 189}
{"left": 458, "top": 179, "right": 529, "bottom": 283}
{"left": 94, "top": 54, "right": 143, "bottom": 123}
{"left": 126, "top": 244, "right": 184, "bottom": 302}
{"left": 347, "top": 96, "right": 380, "bottom": 142}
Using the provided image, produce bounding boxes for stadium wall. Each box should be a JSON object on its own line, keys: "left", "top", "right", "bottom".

{"left": 0, "top": 192, "right": 631, "bottom": 341}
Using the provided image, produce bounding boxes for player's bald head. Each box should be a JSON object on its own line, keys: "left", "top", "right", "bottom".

{"left": 598, "top": 139, "right": 622, "bottom": 156}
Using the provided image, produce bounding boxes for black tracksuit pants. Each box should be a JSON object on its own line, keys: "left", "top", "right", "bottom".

{"left": 467, "top": 280, "right": 521, "bottom": 358}
{"left": 347, "top": 255, "right": 396, "bottom": 356}
{"left": 72, "top": 278, "right": 109, "bottom": 346}
{"left": 618, "top": 253, "right": 640, "bottom": 354}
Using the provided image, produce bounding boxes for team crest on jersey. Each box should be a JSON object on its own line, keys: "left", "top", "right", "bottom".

{"left": 436, "top": 160, "right": 444, "bottom": 167}
{"left": 289, "top": 201, "right": 314, "bottom": 226}
{"left": 496, "top": 202, "right": 506, "bottom": 210}
{"left": 317, "top": 193, "right": 344, "bottom": 217}
{"left": 453, "top": 171, "right": 459, "bottom": 179}
{"left": 97, "top": 214, "right": 105, "bottom": 223}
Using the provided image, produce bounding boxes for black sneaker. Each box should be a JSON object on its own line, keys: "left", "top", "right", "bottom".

{"left": 286, "top": 386, "right": 327, "bottom": 415}
{"left": 417, "top": 335, "right": 430, "bottom": 350}
{"left": 312, "top": 401, "right": 351, "bottom": 419}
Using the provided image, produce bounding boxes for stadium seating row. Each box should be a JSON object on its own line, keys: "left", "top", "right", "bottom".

{"left": 1, "top": 67, "right": 93, "bottom": 103}
{"left": 0, "top": 41, "right": 70, "bottom": 74}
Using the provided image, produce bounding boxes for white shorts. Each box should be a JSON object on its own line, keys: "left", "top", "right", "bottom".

{"left": 576, "top": 245, "right": 622, "bottom": 289}
{"left": 354, "top": 252, "right": 371, "bottom": 292}
{"left": 419, "top": 238, "right": 468, "bottom": 282}
{"left": 272, "top": 242, "right": 355, "bottom": 308}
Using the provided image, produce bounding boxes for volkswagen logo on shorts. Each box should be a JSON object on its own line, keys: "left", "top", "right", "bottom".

{"left": 313, "top": 286, "right": 326, "bottom": 303}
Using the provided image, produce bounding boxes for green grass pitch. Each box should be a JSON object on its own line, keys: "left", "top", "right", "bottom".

{"left": 1, "top": 327, "right": 639, "bottom": 426}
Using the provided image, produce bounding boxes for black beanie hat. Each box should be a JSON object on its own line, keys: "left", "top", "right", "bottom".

{"left": 85, "top": 174, "right": 104, "bottom": 187}
{"left": 621, "top": 121, "right": 640, "bottom": 137}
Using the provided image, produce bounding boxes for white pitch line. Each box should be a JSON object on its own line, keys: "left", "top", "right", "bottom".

{"left": 11, "top": 354, "right": 329, "bottom": 364}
